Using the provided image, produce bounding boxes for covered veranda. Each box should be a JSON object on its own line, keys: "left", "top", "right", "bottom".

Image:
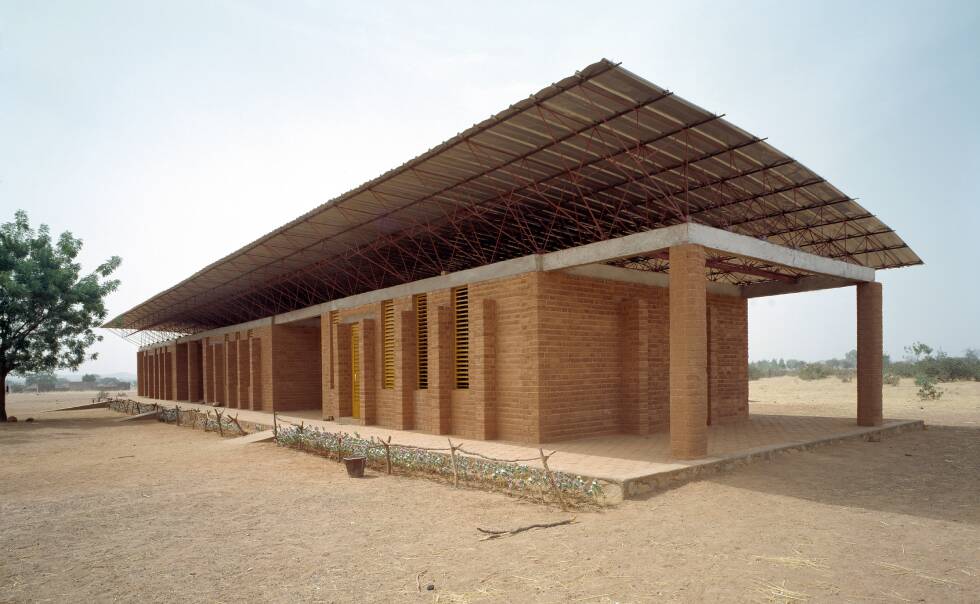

{"left": 107, "top": 58, "right": 921, "bottom": 463}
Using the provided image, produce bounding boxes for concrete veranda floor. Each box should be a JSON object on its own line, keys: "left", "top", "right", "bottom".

{"left": 128, "top": 395, "right": 922, "bottom": 499}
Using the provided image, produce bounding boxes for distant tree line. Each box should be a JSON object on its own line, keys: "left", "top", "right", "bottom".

{"left": 750, "top": 342, "right": 979, "bottom": 400}
{"left": 751, "top": 343, "right": 978, "bottom": 381}
{"left": 6, "top": 372, "right": 131, "bottom": 393}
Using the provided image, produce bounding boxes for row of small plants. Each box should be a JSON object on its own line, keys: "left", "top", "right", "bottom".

{"left": 274, "top": 424, "right": 604, "bottom": 507}
{"left": 107, "top": 399, "right": 245, "bottom": 434}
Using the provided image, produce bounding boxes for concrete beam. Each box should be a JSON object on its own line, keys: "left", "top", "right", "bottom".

{"left": 686, "top": 223, "right": 875, "bottom": 283}
{"left": 540, "top": 224, "right": 689, "bottom": 271}
{"left": 142, "top": 222, "right": 875, "bottom": 350}
{"left": 562, "top": 263, "right": 742, "bottom": 297}
{"left": 741, "top": 275, "right": 856, "bottom": 298}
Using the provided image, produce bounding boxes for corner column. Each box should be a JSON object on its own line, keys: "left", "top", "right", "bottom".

{"left": 669, "top": 244, "right": 709, "bottom": 459}
{"left": 857, "top": 282, "right": 883, "bottom": 426}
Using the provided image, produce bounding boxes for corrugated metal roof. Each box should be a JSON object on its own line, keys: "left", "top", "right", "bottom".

{"left": 106, "top": 59, "right": 921, "bottom": 337}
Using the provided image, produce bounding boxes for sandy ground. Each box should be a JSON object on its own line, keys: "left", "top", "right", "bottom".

{"left": 1, "top": 381, "right": 978, "bottom": 603}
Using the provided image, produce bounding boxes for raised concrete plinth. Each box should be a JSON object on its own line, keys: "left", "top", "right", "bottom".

{"left": 126, "top": 395, "right": 924, "bottom": 504}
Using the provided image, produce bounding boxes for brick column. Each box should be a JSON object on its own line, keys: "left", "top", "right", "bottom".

{"left": 359, "top": 319, "right": 377, "bottom": 425}
{"left": 175, "top": 343, "right": 189, "bottom": 401}
{"left": 395, "top": 309, "right": 417, "bottom": 429}
{"left": 469, "top": 298, "right": 496, "bottom": 440}
{"left": 334, "top": 323, "right": 352, "bottom": 419}
{"left": 202, "top": 339, "right": 211, "bottom": 403}
{"left": 857, "top": 282, "right": 883, "bottom": 426}
{"left": 237, "top": 338, "right": 250, "bottom": 410}
{"left": 250, "top": 337, "right": 264, "bottom": 411}
{"left": 188, "top": 341, "right": 203, "bottom": 402}
{"left": 225, "top": 336, "right": 238, "bottom": 409}
{"left": 669, "top": 244, "right": 709, "bottom": 459}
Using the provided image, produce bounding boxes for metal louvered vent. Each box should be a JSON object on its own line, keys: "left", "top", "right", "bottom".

{"left": 415, "top": 294, "right": 428, "bottom": 390}
{"left": 452, "top": 287, "right": 469, "bottom": 389}
{"left": 382, "top": 300, "right": 395, "bottom": 389}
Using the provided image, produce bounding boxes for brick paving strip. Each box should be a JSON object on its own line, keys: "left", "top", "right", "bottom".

{"left": 125, "top": 396, "right": 921, "bottom": 502}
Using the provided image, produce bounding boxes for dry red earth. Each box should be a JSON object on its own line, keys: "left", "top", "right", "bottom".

{"left": 1, "top": 380, "right": 978, "bottom": 603}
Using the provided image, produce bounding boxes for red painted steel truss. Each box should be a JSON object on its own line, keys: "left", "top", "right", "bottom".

{"left": 107, "top": 60, "right": 920, "bottom": 343}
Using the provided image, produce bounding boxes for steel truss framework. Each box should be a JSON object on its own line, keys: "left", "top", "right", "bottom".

{"left": 105, "top": 59, "right": 921, "bottom": 343}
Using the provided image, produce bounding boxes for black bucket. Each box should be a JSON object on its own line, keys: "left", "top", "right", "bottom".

{"left": 343, "top": 456, "right": 366, "bottom": 478}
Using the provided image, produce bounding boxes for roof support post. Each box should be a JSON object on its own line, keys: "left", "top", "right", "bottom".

{"left": 669, "top": 244, "right": 709, "bottom": 459}
{"left": 857, "top": 282, "right": 883, "bottom": 427}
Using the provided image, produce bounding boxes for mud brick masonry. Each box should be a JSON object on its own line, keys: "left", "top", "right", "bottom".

{"left": 115, "top": 60, "right": 919, "bottom": 459}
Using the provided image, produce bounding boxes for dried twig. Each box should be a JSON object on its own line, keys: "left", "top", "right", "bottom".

{"left": 539, "top": 448, "right": 566, "bottom": 511}
{"left": 477, "top": 517, "right": 576, "bottom": 541}
{"left": 448, "top": 439, "right": 460, "bottom": 488}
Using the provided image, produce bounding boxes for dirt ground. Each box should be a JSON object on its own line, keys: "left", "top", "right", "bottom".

{"left": 1, "top": 380, "right": 978, "bottom": 603}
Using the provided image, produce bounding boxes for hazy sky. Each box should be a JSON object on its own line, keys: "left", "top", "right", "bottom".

{"left": 2, "top": 0, "right": 978, "bottom": 376}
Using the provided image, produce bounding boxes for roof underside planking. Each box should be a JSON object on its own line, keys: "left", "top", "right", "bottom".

{"left": 106, "top": 58, "right": 921, "bottom": 344}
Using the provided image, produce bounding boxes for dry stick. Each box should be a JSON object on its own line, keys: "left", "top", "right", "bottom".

{"left": 539, "top": 448, "right": 567, "bottom": 511}
{"left": 476, "top": 517, "right": 576, "bottom": 541}
{"left": 382, "top": 436, "right": 392, "bottom": 475}
{"left": 272, "top": 412, "right": 278, "bottom": 439}
{"left": 230, "top": 413, "right": 245, "bottom": 435}
{"left": 336, "top": 433, "right": 344, "bottom": 461}
{"left": 449, "top": 439, "right": 460, "bottom": 488}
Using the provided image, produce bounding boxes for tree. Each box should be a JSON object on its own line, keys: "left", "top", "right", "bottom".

{"left": 0, "top": 210, "right": 121, "bottom": 420}
{"left": 81, "top": 373, "right": 98, "bottom": 383}
{"left": 24, "top": 372, "right": 58, "bottom": 392}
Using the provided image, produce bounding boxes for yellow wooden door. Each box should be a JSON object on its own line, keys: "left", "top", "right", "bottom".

{"left": 351, "top": 323, "right": 361, "bottom": 419}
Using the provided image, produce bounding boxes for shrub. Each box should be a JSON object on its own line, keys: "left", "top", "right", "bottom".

{"left": 914, "top": 375, "right": 943, "bottom": 401}
{"left": 883, "top": 373, "right": 901, "bottom": 386}
{"left": 798, "top": 363, "right": 830, "bottom": 381}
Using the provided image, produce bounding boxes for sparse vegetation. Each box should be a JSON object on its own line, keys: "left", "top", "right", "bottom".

{"left": 914, "top": 375, "right": 943, "bottom": 401}
{"left": 798, "top": 363, "right": 831, "bottom": 381}
{"left": 751, "top": 342, "right": 979, "bottom": 387}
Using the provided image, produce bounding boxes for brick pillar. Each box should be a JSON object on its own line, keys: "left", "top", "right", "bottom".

{"left": 237, "top": 338, "right": 250, "bottom": 410}
{"left": 213, "top": 343, "right": 225, "bottom": 406}
{"left": 669, "top": 244, "right": 709, "bottom": 459}
{"left": 153, "top": 352, "right": 160, "bottom": 398}
{"left": 225, "top": 336, "right": 239, "bottom": 409}
{"left": 620, "top": 298, "right": 651, "bottom": 435}
{"left": 136, "top": 351, "right": 143, "bottom": 396}
{"left": 188, "top": 341, "right": 203, "bottom": 402}
{"left": 469, "top": 298, "right": 496, "bottom": 440}
{"left": 857, "top": 282, "right": 883, "bottom": 426}
{"left": 175, "top": 343, "right": 189, "bottom": 401}
{"left": 202, "top": 339, "right": 211, "bottom": 403}
{"left": 359, "top": 319, "right": 377, "bottom": 425}
{"left": 427, "top": 304, "right": 453, "bottom": 434}
{"left": 334, "top": 322, "right": 352, "bottom": 419}
{"left": 250, "top": 337, "right": 263, "bottom": 411}
{"left": 395, "top": 309, "right": 417, "bottom": 429}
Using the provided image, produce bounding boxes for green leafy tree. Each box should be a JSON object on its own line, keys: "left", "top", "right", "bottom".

{"left": 0, "top": 210, "right": 121, "bottom": 420}
{"left": 82, "top": 373, "right": 98, "bottom": 383}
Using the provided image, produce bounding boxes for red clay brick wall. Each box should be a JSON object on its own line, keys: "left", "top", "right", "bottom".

{"left": 469, "top": 275, "right": 535, "bottom": 441}
{"left": 533, "top": 269, "right": 745, "bottom": 443}
{"left": 270, "top": 324, "right": 321, "bottom": 412}
{"left": 707, "top": 293, "right": 749, "bottom": 424}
